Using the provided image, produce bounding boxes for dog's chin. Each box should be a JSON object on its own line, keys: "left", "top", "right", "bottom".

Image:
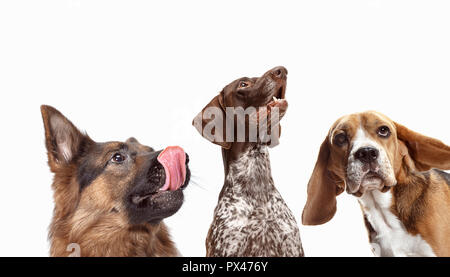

{"left": 360, "top": 176, "right": 383, "bottom": 193}
{"left": 128, "top": 189, "right": 185, "bottom": 225}
{"left": 348, "top": 172, "right": 392, "bottom": 197}
{"left": 144, "top": 190, "right": 185, "bottom": 225}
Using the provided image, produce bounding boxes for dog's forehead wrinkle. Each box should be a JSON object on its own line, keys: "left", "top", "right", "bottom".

{"left": 366, "top": 110, "right": 391, "bottom": 122}
{"left": 239, "top": 77, "right": 251, "bottom": 82}
{"left": 135, "top": 152, "right": 156, "bottom": 157}
{"left": 97, "top": 141, "right": 125, "bottom": 153}
{"left": 362, "top": 111, "right": 395, "bottom": 129}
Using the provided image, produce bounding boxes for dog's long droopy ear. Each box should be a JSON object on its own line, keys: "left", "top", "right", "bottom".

{"left": 41, "top": 105, "right": 92, "bottom": 171}
{"left": 395, "top": 122, "right": 450, "bottom": 171}
{"left": 192, "top": 91, "right": 231, "bottom": 149}
{"left": 302, "top": 137, "right": 345, "bottom": 225}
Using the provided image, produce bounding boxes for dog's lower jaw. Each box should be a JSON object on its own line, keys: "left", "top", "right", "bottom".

{"left": 347, "top": 170, "right": 397, "bottom": 197}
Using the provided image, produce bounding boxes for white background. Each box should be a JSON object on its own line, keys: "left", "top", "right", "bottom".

{"left": 0, "top": 0, "right": 449, "bottom": 257}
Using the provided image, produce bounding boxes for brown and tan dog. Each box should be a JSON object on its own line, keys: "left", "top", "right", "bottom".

{"left": 41, "top": 105, "right": 190, "bottom": 257}
{"left": 302, "top": 111, "right": 450, "bottom": 256}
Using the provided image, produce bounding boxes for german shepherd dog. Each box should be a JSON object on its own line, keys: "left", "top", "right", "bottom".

{"left": 41, "top": 105, "right": 190, "bottom": 256}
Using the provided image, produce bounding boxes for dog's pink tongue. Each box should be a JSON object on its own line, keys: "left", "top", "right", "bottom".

{"left": 157, "top": 146, "right": 186, "bottom": 191}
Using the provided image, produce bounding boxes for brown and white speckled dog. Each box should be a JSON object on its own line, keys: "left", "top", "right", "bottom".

{"left": 41, "top": 105, "right": 190, "bottom": 256}
{"left": 193, "top": 67, "right": 304, "bottom": 257}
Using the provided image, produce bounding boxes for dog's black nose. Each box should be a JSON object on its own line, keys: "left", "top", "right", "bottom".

{"left": 271, "top": 66, "right": 288, "bottom": 79}
{"left": 354, "top": 147, "right": 379, "bottom": 163}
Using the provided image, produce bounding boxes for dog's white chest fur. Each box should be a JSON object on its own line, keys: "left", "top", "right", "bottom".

{"left": 207, "top": 146, "right": 303, "bottom": 257}
{"left": 358, "top": 190, "right": 435, "bottom": 257}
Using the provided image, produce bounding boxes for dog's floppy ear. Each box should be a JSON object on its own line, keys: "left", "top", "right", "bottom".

{"left": 41, "top": 105, "right": 93, "bottom": 171}
{"left": 395, "top": 122, "right": 450, "bottom": 171}
{"left": 192, "top": 90, "right": 232, "bottom": 149}
{"left": 302, "top": 137, "right": 345, "bottom": 225}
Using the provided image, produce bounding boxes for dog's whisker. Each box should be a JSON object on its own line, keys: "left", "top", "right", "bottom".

{"left": 189, "top": 174, "right": 210, "bottom": 191}
{"left": 188, "top": 179, "right": 209, "bottom": 191}
{"left": 188, "top": 176, "right": 209, "bottom": 191}
{"left": 189, "top": 169, "right": 207, "bottom": 177}
{"left": 189, "top": 173, "right": 208, "bottom": 184}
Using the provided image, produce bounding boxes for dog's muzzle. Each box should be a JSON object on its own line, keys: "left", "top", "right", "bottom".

{"left": 346, "top": 146, "right": 396, "bottom": 196}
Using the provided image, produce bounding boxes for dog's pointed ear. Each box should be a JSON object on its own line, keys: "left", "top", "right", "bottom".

{"left": 192, "top": 90, "right": 232, "bottom": 149}
{"left": 41, "top": 105, "right": 92, "bottom": 171}
{"left": 302, "top": 136, "right": 345, "bottom": 225}
{"left": 394, "top": 122, "right": 450, "bottom": 171}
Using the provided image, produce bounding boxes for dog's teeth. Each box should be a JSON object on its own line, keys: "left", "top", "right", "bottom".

{"left": 273, "top": 96, "right": 277, "bottom": 102}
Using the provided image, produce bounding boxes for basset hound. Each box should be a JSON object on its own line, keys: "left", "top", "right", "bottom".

{"left": 302, "top": 111, "right": 450, "bottom": 257}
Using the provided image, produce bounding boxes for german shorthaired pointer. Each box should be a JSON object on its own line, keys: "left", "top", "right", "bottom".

{"left": 193, "top": 66, "right": 304, "bottom": 257}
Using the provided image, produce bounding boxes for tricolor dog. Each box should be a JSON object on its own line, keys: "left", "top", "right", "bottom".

{"left": 193, "top": 66, "right": 304, "bottom": 257}
{"left": 302, "top": 111, "right": 450, "bottom": 256}
{"left": 41, "top": 105, "right": 190, "bottom": 256}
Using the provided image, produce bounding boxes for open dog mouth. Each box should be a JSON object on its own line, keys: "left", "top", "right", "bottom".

{"left": 267, "top": 84, "right": 286, "bottom": 107}
{"left": 131, "top": 146, "right": 189, "bottom": 207}
{"left": 249, "top": 82, "right": 288, "bottom": 131}
{"left": 263, "top": 83, "right": 288, "bottom": 118}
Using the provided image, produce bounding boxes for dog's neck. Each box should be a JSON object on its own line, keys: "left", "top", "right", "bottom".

{"left": 359, "top": 169, "right": 431, "bottom": 231}
{"left": 50, "top": 214, "right": 178, "bottom": 257}
{"left": 221, "top": 143, "right": 276, "bottom": 203}
{"left": 390, "top": 168, "right": 434, "bottom": 232}
{"left": 222, "top": 142, "right": 253, "bottom": 173}
{"left": 357, "top": 169, "right": 437, "bottom": 256}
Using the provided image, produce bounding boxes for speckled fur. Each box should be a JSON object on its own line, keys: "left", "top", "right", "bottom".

{"left": 206, "top": 146, "right": 304, "bottom": 257}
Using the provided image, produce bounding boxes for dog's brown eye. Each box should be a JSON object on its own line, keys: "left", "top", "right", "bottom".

{"left": 377, "top": 126, "right": 391, "bottom": 138}
{"left": 334, "top": 133, "right": 348, "bottom": 146}
{"left": 239, "top": 81, "right": 249, "bottom": 88}
{"left": 112, "top": 153, "right": 126, "bottom": 163}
